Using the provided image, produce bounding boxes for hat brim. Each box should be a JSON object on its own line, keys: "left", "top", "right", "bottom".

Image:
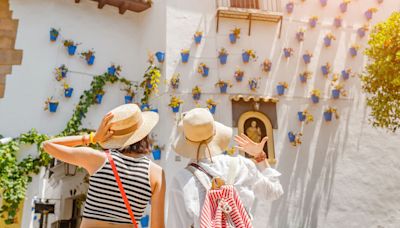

{"left": 99, "top": 111, "right": 159, "bottom": 149}
{"left": 172, "top": 121, "right": 232, "bottom": 160}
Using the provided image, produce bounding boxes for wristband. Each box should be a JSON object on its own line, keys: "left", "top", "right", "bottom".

{"left": 89, "top": 132, "right": 95, "bottom": 144}
{"left": 255, "top": 152, "right": 267, "bottom": 163}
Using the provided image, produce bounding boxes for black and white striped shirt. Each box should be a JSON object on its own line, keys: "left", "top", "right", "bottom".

{"left": 83, "top": 150, "right": 152, "bottom": 224}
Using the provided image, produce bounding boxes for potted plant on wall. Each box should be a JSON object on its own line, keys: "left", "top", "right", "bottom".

{"left": 218, "top": 48, "right": 228, "bottom": 64}
{"left": 357, "top": 24, "right": 369, "bottom": 38}
{"left": 310, "top": 89, "right": 321, "bottom": 104}
{"left": 194, "top": 31, "right": 203, "bottom": 45}
{"left": 80, "top": 49, "right": 95, "bottom": 65}
{"left": 44, "top": 97, "right": 59, "bottom": 113}
{"left": 215, "top": 80, "right": 232, "bottom": 94}
{"left": 283, "top": 48, "right": 294, "bottom": 58}
{"left": 206, "top": 98, "right": 217, "bottom": 114}
{"left": 155, "top": 51, "right": 165, "bottom": 63}
{"left": 192, "top": 86, "right": 201, "bottom": 101}
{"left": 298, "top": 109, "right": 314, "bottom": 124}
{"left": 63, "top": 83, "right": 73, "bottom": 98}
{"left": 377, "top": 0, "right": 383, "bottom": 4}
{"left": 341, "top": 68, "right": 352, "bottom": 80}
{"left": 333, "top": 16, "right": 343, "bottom": 28}
{"left": 169, "top": 96, "right": 183, "bottom": 113}
{"left": 123, "top": 86, "right": 135, "bottom": 104}
{"left": 365, "top": 8, "right": 378, "bottom": 21}
{"left": 197, "top": 63, "right": 210, "bottom": 77}
{"left": 320, "top": 0, "right": 328, "bottom": 7}
{"left": 286, "top": 1, "right": 294, "bottom": 14}
{"left": 229, "top": 27, "right": 241, "bottom": 44}
{"left": 108, "top": 64, "right": 122, "bottom": 76}
{"left": 349, "top": 44, "right": 360, "bottom": 57}
{"left": 331, "top": 82, "right": 347, "bottom": 99}
{"left": 234, "top": 68, "right": 244, "bottom": 82}
{"left": 170, "top": 73, "right": 180, "bottom": 89}
{"left": 242, "top": 49, "right": 256, "bottom": 63}
{"left": 296, "top": 28, "right": 305, "bottom": 42}
{"left": 339, "top": 0, "right": 351, "bottom": 13}
{"left": 152, "top": 145, "right": 162, "bottom": 160}
{"left": 55, "top": 64, "right": 68, "bottom": 81}
{"left": 288, "top": 131, "right": 303, "bottom": 147}
{"left": 261, "top": 59, "right": 272, "bottom": 73}
{"left": 321, "top": 62, "right": 331, "bottom": 76}
{"left": 303, "top": 51, "right": 313, "bottom": 64}
{"left": 309, "top": 16, "right": 319, "bottom": 28}
{"left": 299, "top": 71, "right": 312, "bottom": 83}
{"left": 324, "top": 33, "right": 336, "bottom": 47}
{"left": 277, "top": 82, "right": 288, "bottom": 95}
{"left": 50, "top": 28, "right": 59, "bottom": 42}
{"left": 248, "top": 78, "right": 258, "bottom": 91}
{"left": 324, "top": 107, "right": 339, "bottom": 121}
{"left": 63, "top": 40, "right": 79, "bottom": 56}
{"left": 94, "top": 89, "right": 105, "bottom": 104}
{"left": 181, "top": 49, "right": 190, "bottom": 63}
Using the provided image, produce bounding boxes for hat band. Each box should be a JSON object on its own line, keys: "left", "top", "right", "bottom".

{"left": 113, "top": 118, "right": 143, "bottom": 136}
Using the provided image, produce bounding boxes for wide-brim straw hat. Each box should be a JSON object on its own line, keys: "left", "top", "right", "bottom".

{"left": 172, "top": 108, "right": 232, "bottom": 160}
{"left": 100, "top": 104, "right": 159, "bottom": 149}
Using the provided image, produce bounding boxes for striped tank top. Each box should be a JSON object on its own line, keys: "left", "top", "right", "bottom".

{"left": 83, "top": 150, "right": 152, "bottom": 224}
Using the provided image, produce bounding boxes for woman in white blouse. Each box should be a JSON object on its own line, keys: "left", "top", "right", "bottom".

{"left": 167, "top": 108, "right": 283, "bottom": 227}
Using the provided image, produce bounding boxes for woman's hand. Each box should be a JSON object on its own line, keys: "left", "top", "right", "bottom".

{"left": 93, "top": 113, "right": 114, "bottom": 143}
{"left": 234, "top": 133, "right": 268, "bottom": 157}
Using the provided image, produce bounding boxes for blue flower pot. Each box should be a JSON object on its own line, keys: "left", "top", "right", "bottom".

{"left": 229, "top": 33, "right": 236, "bottom": 44}
{"left": 334, "top": 19, "right": 342, "bottom": 28}
{"left": 87, "top": 55, "right": 95, "bottom": 65}
{"left": 219, "top": 84, "right": 228, "bottom": 93}
{"left": 194, "top": 35, "right": 202, "bottom": 44}
{"left": 64, "top": 88, "right": 73, "bottom": 98}
{"left": 299, "top": 74, "right": 307, "bottom": 83}
{"left": 324, "top": 37, "right": 332, "bottom": 47}
{"left": 67, "top": 45, "right": 77, "bottom": 56}
{"left": 324, "top": 112, "right": 333, "bottom": 121}
{"left": 320, "top": 0, "right": 328, "bottom": 6}
{"left": 249, "top": 82, "right": 257, "bottom": 90}
{"left": 49, "top": 102, "right": 59, "bottom": 113}
{"left": 202, "top": 67, "right": 209, "bottom": 77}
{"left": 95, "top": 94, "right": 103, "bottom": 104}
{"left": 141, "top": 103, "right": 149, "bottom": 110}
{"left": 61, "top": 70, "right": 67, "bottom": 78}
{"left": 155, "top": 51, "right": 165, "bottom": 63}
{"left": 171, "top": 83, "right": 179, "bottom": 90}
{"left": 309, "top": 20, "right": 317, "bottom": 28}
{"left": 150, "top": 109, "right": 158, "bottom": 113}
{"left": 209, "top": 105, "right": 216, "bottom": 114}
{"left": 288, "top": 132, "right": 296, "bottom": 142}
{"left": 357, "top": 28, "right": 366, "bottom": 38}
{"left": 108, "top": 66, "right": 116, "bottom": 75}
{"left": 283, "top": 49, "right": 291, "bottom": 58}
{"left": 235, "top": 74, "right": 244, "bottom": 82}
{"left": 341, "top": 70, "right": 350, "bottom": 80}
{"left": 50, "top": 32, "right": 58, "bottom": 41}
{"left": 219, "top": 54, "right": 228, "bottom": 64}
{"left": 286, "top": 3, "right": 294, "bottom": 13}
{"left": 339, "top": 3, "right": 348, "bottom": 13}
{"left": 303, "top": 54, "right": 311, "bottom": 64}
{"left": 321, "top": 66, "right": 329, "bottom": 75}
{"left": 146, "top": 81, "right": 153, "bottom": 89}
{"left": 193, "top": 93, "right": 201, "bottom": 101}
{"left": 311, "top": 95, "right": 319, "bottom": 104}
{"left": 298, "top": 112, "right": 306, "bottom": 122}
{"left": 365, "top": 11, "right": 373, "bottom": 20}
{"left": 172, "top": 106, "right": 180, "bottom": 113}
{"left": 181, "top": 53, "right": 190, "bottom": 63}
{"left": 276, "top": 85, "right": 285, "bottom": 95}
{"left": 350, "top": 48, "right": 357, "bottom": 57}
{"left": 140, "top": 215, "right": 150, "bottom": 227}
{"left": 332, "top": 89, "right": 340, "bottom": 99}
{"left": 242, "top": 52, "right": 250, "bottom": 63}
{"left": 124, "top": 95, "right": 133, "bottom": 104}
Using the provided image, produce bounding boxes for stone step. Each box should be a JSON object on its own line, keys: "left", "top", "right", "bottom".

{"left": 0, "top": 36, "right": 15, "bottom": 48}
{"left": 0, "top": 18, "right": 18, "bottom": 31}
{"left": 0, "top": 49, "right": 22, "bottom": 65}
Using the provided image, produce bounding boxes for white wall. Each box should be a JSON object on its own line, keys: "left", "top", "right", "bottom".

{"left": 1, "top": 0, "right": 400, "bottom": 227}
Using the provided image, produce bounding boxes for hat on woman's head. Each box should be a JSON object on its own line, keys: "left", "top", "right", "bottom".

{"left": 172, "top": 108, "right": 232, "bottom": 160}
{"left": 100, "top": 104, "right": 159, "bottom": 149}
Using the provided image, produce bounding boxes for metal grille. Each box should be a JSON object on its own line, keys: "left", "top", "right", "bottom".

{"left": 216, "top": 0, "right": 282, "bottom": 12}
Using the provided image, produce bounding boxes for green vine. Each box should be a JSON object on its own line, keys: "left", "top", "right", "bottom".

{"left": 139, "top": 64, "right": 161, "bottom": 105}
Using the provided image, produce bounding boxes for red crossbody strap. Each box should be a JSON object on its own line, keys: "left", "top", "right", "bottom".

{"left": 105, "top": 150, "right": 138, "bottom": 228}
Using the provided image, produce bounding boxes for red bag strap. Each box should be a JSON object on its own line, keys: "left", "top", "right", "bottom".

{"left": 105, "top": 150, "right": 138, "bottom": 228}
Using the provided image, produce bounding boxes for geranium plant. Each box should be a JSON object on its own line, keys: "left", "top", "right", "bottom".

{"left": 181, "top": 49, "right": 190, "bottom": 63}
{"left": 242, "top": 49, "right": 256, "bottom": 63}
{"left": 169, "top": 96, "right": 183, "bottom": 113}
{"left": 324, "top": 107, "right": 339, "bottom": 121}
{"left": 277, "top": 82, "right": 288, "bottom": 95}
{"left": 365, "top": 8, "right": 378, "bottom": 21}
{"left": 229, "top": 27, "right": 241, "bottom": 44}
{"left": 80, "top": 49, "right": 95, "bottom": 65}
{"left": 55, "top": 64, "right": 68, "bottom": 81}
{"left": 197, "top": 63, "right": 210, "bottom": 77}
{"left": 321, "top": 62, "right": 331, "bottom": 76}
{"left": 288, "top": 131, "right": 303, "bottom": 147}
{"left": 331, "top": 80, "right": 347, "bottom": 99}
{"left": 262, "top": 59, "right": 272, "bottom": 73}
{"left": 206, "top": 98, "right": 217, "bottom": 114}
{"left": 296, "top": 28, "right": 305, "bottom": 42}
{"left": 44, "top": 96, "right": 59, "bottom": 113}
{"left": 283, "top": 48, "right": 294, "bottom": 58}
{"left": 234, "top": 68, "right": 244, "bottom": 82}
{"left": 108, "top": 64, "right": 122, "bottom": 76}
{"left": 215, "top": 80, "right": 232, "bottom": 93}
{"left": 357, "top": 24, "right": 369, "bottom": 38}
{"left": 194, "top": 31, "right": 203, "bottom": 44}
{"left": 303, "top": 51, "right": 313, "bottom": 64}
{"left": 50, "top": 28, "right": 59, "bottom": 41}
{"left": 349, "top": 44, "right": 360, "bottom": 57}
{"left": 309, "top": 16, "right": 319, "bottom": 28}
{"left": 63, "top": 82, "right": 74, "bottom": 98}
{"left": 192, "top": 86, "right": 202, "bottom": 101}
{"left": 248, "top": 78, "right": 258, "bottom": 91}
{"left": 324, "top": 33, "right": 336, "bottom": 47}
{"left": 299, "top": 71, "right": 312, "bottom": 83}
{"left": 310, "top": 89, "right": 321, "bottom": 103}
{"left": 339, "top": 0, "right": 351, "bottom": 13}
{"left": 123, "top": 86, "right": 135, "bottom": 104}
{"left": 63, "top": 39, "right": 80, "bottom": 55}
{"left": 170, "top": 73, "right": 180, "bottom": 89}
{"left": 218, "top": 48, "right": 229, "bottom": 64}
{"left": 298, "top": 109, "right": 314, "bottom": 124}
{"left": 341, "top": 68, "right": 352, "bottom": 80}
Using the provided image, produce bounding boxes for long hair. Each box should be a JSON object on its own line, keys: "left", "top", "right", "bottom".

{"left": 117, "top": 135, "right": 151, "bottom": 154}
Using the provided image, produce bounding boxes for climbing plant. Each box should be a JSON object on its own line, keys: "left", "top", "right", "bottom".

{"left": 139, "top": 64, "right": 161, "bottom": 105}
{"left": 362, "top": 12, "right": 400, "bottom": 132}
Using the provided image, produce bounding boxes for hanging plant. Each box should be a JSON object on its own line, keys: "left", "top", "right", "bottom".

{"left": 261, "top": 59, "right": 272, "bottom": 73}
{"left": 324, "top": 107, "right": 339, "bottom": 121}
{"left": 309, "top": 16, "right": 319, "bottom": 28}
{"left": 365, "top": 8, "right": 378, "bottom": 21}
{"left": 55, "top": 64, "right": 68, "bottom": 81}
{"left": 197, "top": 63, "right": 210, "bottom": 77}
{"left": 140, "top": 65, "right": 161, "bottom": 106}
{"left": 341, "top": 68, "right": 352, "bottom": 80}
{"left": 234, "top": 68, "right": 244, "bottom": 82}
{"left": 297, "top": 109, "right": 314, "bottom": 124}
{"left": 321, "top": 62, "right": 331, "bottom": 76}
{"left": 44, "top": 97, "right": 59, "bottom": 113}
{"left": 324, "top": 33, "right": 336, "bottom": 47}
{"left": 242, "top": 49, "right": 256, "bottom": 63}
{"left": 218, "top": 48, "right": 229, "bottom": 64}
{"left": 107, "top": 64, "right": 122, "bottom": 76}
{"left": 49, "top": 28, "right": 60, "bottom": 42}
{"left": 206, "top": 98, "right": 217, "bottom": 114}
{"left": 303, "top": 51, "right": 313, "bottom": 64}
{"left": 310, "top": 89, "right": 321, "bottom": 104}
{"left": 339, "top": 0, "right": 351, "bottom": 13}
{"left": 63, "top": 40, "right": 80, "bottom": 56}
{"left": 215, "top": 80, "right": 232, "bottom": 94}
{"left": 155, "top": 51, "right": 165, "bottom": 63}
{"left": 283, "top": 47, "right": 294, "bottom": 58}
{"left": 333, "top": 16, "right": 343, "bottom": 28}
{"left": 349, "top": 44, "right": 360, "bottom": 57}
{"left": 192, "top": 86, "right": 202, "bottom": 101}
{"left": 169, "top": 96, "right": 183, "bottom": 113}
{"left": 331, "top": 80, "right": 347, "bottom": 99}
{"left": 94, "top": 89, "right": 105, "bottom": 104}
{"left": 296, "top": 28, "right": 305, "bottom": 42}
{"left": 63, "top": 82, "right": 74, "bottom": 98}
{"left": 277, "top": 82, "right": 288, "bottom": 95}
{"left": 194, "top": 31, "right": 203, "bottom": 45}
{"left": 229, "top": 27, "right": 241, "bottom": 44}
{"left": 248, "top": 78, "right": 258, "bottom": 91}
{"left": 320, "top": 0, "right": 328, "bottom": 7}
{"left": 80, "top": 49, "right": 95, "bottom": 65}
{"left": 288, "top": 131, "right": 302, "bottom": 146}
{"left": 299, "top": 71, "right": 312, "bottom": 83}
{"left": 180, "top": 49, "right": 190, "bottom": 63}
{"left": 286, "top": 1, "right": 294, "bottom": 14}
{"left": 123, "top": 86, "right": 135, "bottom": 104}
{"left": 170, "top": 73, "right": 180, "bottom": 89}
{"left": 357, "top": 24, "right": 369, "bottom": 38}
{"left": 152, "top": 145, "right": 161, "bottom": 160}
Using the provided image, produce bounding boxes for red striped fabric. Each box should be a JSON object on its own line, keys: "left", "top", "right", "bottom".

{"left": 200, "top": 185, "right": 252, "bottom": 228}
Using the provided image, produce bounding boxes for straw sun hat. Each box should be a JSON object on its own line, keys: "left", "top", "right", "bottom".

{"left": 172, "top": 108, "right": 233, "bottom": 160}
{"left": 100, "top": 104, "right": 159, "bottom": 149}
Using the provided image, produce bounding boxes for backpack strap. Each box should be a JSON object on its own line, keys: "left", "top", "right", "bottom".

{"left": 187, "top": 163, "right": 213, "bottom": 190}
{"left": 105, "top": 150, "right": 138, "bottom": 228}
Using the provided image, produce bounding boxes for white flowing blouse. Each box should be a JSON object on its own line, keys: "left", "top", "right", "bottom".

{"left": 167, "top": 154, "right": 284, "bottom": 228}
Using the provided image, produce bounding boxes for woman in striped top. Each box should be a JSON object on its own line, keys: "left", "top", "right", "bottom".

{"left": 42, "top": 104, "right": 165, "bottom": 228}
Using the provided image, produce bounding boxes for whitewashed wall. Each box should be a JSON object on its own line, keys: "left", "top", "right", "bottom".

{"left": 0, "top": 0, "right": 399, "bottom": 227}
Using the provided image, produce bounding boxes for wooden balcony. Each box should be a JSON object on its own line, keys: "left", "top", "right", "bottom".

{"left": 216, "top": 0, "right": 283, "bottom": 37}
{"left": 74, "top": 0, "right": 152, "bottom": 14}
